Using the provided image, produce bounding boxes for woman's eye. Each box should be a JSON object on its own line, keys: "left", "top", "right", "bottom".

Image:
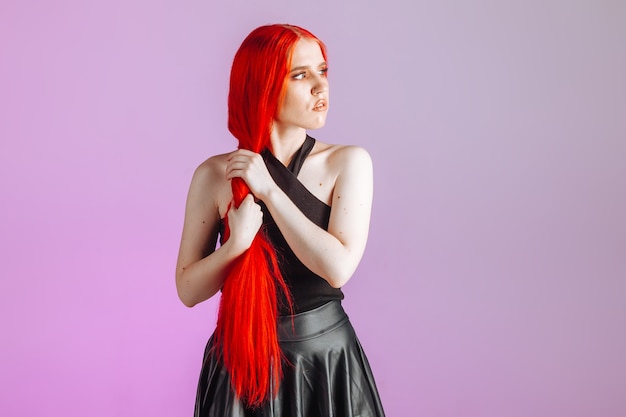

{"left": 292, "top": 72, "right": 306, "bottom": 80}
{"left": 319, "top": 68, "right": 329, "bottom": 77}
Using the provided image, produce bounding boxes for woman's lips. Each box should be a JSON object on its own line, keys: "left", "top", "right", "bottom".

{"left": 313, "top": 99, "right": 327, "bottom": 111}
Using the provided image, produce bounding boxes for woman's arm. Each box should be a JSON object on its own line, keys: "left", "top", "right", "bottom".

{"left": 226, "top": 145, "right": 373, "bottom": 288}
{"left": 175, "top": 158, "right": 263, "bottom": 307}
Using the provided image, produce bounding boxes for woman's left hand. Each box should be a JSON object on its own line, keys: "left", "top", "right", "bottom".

{"left": 225, "top": 149, "right": 276, "bottom": 200}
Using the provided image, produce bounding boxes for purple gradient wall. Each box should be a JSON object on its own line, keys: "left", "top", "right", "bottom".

{"left": 1, "top": 1, "right": 625, "bottom": 416}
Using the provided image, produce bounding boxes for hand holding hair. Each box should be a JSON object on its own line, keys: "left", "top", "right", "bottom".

{"left": 225, "top": 193, "right": 263, "bottom": 252}
{"left": 225, "top": 149, "right": 276, "bottom": 201}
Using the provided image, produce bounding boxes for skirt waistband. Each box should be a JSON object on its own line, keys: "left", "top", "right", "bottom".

{"left": 278, "top": 301, "right": 349, "bottom": 342}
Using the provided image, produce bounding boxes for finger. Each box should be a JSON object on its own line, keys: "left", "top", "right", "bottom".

{"left": 227, "top": 160, "right": 250, "bottom": 171}
{"left": 236, "top": 194, "right": 255, "bottom": 210}
{"left": 225, "top": 171, "right": 254, "bottom": 184}
{"left": 226, "top": 155, "right": 249, "bottom": 164}
{"left": 227, "top": 149, "right": 247, "bottom": 160}
{"left": 225, "top": 166, "right": 246, "bottom": 180}
{"left": 242, "top": 193, "right": 254, "bottom": 205}
{"left": 226, "top": 158, "right": 253, "bottom": 173}
{"left": 227, "top": 149, "right": 255, "bottom": 161}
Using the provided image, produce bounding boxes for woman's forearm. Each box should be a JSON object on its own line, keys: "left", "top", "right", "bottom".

{"left": 175, "top": 239, "right": 247, "bottom": 307}
{"left": 263, "top": 188, "right": 359, "bottom": 287}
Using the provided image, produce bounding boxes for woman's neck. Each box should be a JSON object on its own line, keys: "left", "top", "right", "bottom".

{"left": 268, "top": 125, "right": 308, "bottom": 165}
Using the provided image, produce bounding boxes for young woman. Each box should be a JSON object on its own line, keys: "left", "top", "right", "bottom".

{"left": 176, "top": 24, "right": 385, "bottom": 417}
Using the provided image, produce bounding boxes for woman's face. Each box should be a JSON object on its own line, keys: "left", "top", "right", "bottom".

{"left": 275, "top": 38, "right": 329, "bottom": 131}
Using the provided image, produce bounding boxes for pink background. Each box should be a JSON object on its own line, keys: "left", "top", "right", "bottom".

{"left": 1, "top": 1, "right": 625, "bottom": 416}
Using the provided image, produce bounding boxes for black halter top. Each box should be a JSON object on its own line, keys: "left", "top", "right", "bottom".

{"left": 220, "top": 135, "right": 344, "bottom": 314}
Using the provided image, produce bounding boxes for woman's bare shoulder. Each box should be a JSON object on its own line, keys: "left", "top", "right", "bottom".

{"left": 194, "top": 152, "right": 230, "bottom": 181}
{"left": 187, "top": 152, "right": 233, "bottom": 218}
{"left": 313, "top": 141, "right": 372, "bottom": 171}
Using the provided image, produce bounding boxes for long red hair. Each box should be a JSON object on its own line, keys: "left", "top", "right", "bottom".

{"left": 215, "top": 24, "right": 327, "bottom": 407}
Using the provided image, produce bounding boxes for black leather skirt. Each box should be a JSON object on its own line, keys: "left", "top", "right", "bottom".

{"left": 194, "top": 301, "right": 385, "bottom": 417}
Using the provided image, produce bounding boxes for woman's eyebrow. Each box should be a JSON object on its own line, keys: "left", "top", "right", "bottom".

{"left": 289, "top": 62, "right": 328, "bottom": 72}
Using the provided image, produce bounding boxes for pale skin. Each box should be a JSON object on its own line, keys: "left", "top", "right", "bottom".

{"left": 175, "top": 38, "right": 373, "bottom": 307}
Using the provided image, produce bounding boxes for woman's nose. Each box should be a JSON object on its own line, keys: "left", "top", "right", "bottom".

{"left": 311, "top": 75, "right": 328, "bottom": 95}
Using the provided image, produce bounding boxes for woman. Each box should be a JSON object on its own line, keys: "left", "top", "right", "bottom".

{"left": 176, "top": 24, "right": 385, "bottom": 417}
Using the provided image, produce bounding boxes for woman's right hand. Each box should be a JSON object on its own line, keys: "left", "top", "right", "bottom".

{"left": 226, "top": 194, "right": 263, "bottom": 252}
